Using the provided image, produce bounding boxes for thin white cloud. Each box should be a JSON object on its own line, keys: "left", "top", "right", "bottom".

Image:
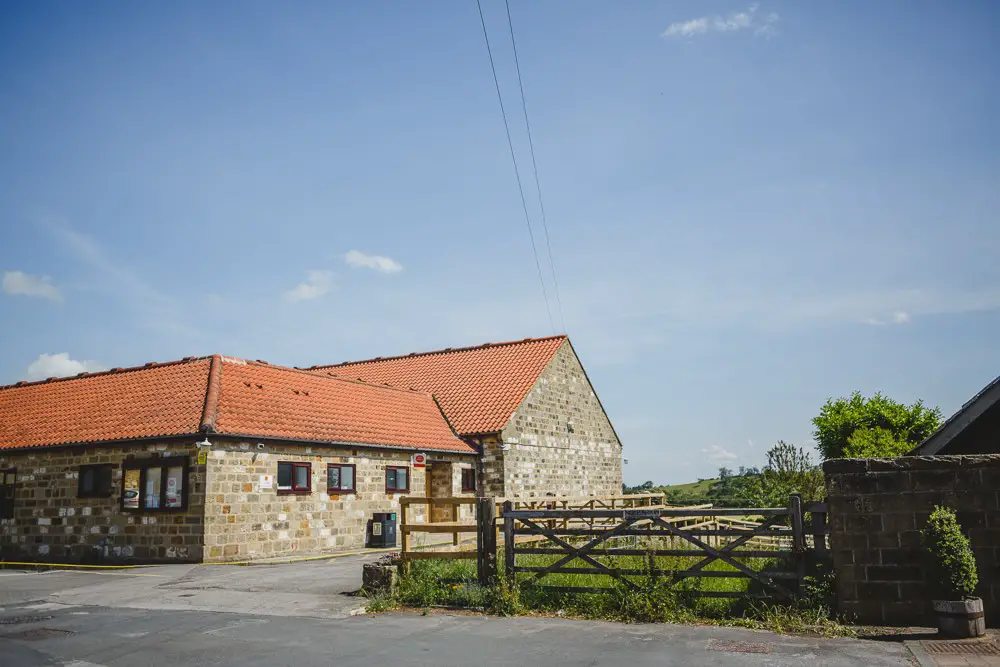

{"left": 345, "top": 250, "right": 404, "bottom": 274}
{"left": 2, "top": 271, "right": 62, "bottom": 301}
{"left": 663, "top": 18, "right": 708, "bottom": 38}
{"left": 756, "top": 12, "right": 780, "bottom": 37}
{"left": 863, "top": 310, "right": 912, "bottom": 326}
{"left": 590, "top": 274, "right": 1000, "bottom": 335}
{"left": 701, "top": 444, "right": 738, "bottom": 461}
{"left": 48, "top": 225, "right": 197, "bottom": 337}
{"left": 285, "top": 270, "right": 334, "bottom": 302}
{"left": 26, "top": 353, "right": 106, "bottom": 381}
{"left": 663, "top": 4, "right": 778, "bottom": 39}
{"left": 714, "top": 8, "right": 753, "bottom": 32}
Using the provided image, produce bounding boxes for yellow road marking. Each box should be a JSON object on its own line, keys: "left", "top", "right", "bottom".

{"left": 0, "top": 561, "right": 164, "bottom": 576}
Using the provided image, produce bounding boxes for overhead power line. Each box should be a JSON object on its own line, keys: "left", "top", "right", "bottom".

{"left": 503, "top": 0, "right": 566, "bottom": 333}
{"left": 475, "top": 0, "right": 556, "bottom": 335}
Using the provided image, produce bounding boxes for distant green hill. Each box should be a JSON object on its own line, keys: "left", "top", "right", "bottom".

{"left": 656, "top": 478, "right": 719, "bottom": 497}
{"left": 626, "top": 478, "right": 722, "bottom": 504}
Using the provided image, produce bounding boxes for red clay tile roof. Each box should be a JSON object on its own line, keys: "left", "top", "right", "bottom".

{"left": 0, "top": 359, "right": 211, "bottom": 451}
{"left": 212, "top": 357, "right": 473, "bottom": 452}
{"left": 0, "top": 356, "right": 473, "bottom": 453}
{"left": 306, "top": 336, "right": 567, "bottom": 435}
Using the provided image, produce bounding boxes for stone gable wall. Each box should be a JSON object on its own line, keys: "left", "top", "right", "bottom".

{"left": 0, "top": 441, "right": 205, "bottom": 562}
{"left": 824, "top": 455, "right": 1000, "bottom": 626}
{"left": 500, "top": 342, "right": 622, "bottom": 498}
{"left": 203, "top": 441, "right": 476, "bottom": 562}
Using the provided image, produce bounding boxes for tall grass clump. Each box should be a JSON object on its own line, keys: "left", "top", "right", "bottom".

{"left": 376, "top": 537, "right": 857, "bottom": 636}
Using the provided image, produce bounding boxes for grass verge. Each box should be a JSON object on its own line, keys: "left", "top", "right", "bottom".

{"left": 365, "top": 550, "right": 858, "bottom": 637}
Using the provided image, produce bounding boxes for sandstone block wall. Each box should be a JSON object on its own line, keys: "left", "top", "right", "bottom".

{"left": 824, "top": 455, "right": 1000, "bottom": 626}
{"left": 203, "top": 441, "right": 477, "bottom": 562}
{"left": 500, "top": 342, "right": 622, "bottom": 498}
{"left": 0, "top": 441, "right": 205, "bottom": 562}
{"left": 480, "top": 434, "right": 506, "bottom": 498}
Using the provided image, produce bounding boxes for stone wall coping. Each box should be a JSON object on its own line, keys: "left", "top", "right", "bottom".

{"left": 823, "top": 454, "right": 1000, "bottom": 475}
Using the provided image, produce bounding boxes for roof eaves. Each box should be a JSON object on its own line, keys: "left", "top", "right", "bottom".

{"left": 0, "top": 432, "right": 200, "bottom": 454}
{"left": 910, "top": 375, "right": 1000, "bottom": 455}
{"left": 209, "top": 432, "right": 478, "bottom": 455}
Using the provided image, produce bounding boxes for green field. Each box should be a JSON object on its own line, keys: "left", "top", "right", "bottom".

{"left": 656, "top": 478, "right": 720, "bottom": 497}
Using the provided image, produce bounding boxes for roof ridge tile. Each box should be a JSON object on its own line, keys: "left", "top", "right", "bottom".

{"left": 307, "top": 334, "right": 567, "bottom": 370}
{"left": 0, "top": 355, "right": 213, "bottom": 392}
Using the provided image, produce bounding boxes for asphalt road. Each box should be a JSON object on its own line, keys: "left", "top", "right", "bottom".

{"left": 0, "top": 562, "right": 917, "bottom": 666}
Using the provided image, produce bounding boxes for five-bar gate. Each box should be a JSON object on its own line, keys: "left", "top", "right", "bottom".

{"left": 501, "top": 495, "right": 828, "bottom": 601}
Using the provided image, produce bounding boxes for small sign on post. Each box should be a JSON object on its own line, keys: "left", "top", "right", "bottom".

{"left": 623, "top": 508, "right": 661, "bottom": 520}
{"left": 411, "top": 453, "right": 426, "bottom": 468}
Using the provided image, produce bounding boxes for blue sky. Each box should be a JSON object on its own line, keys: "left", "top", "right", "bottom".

{"left": 2, "top": 1, "right": 998, "bottom": 484}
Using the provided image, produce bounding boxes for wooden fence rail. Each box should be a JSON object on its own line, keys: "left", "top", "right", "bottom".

{"left": 399, "top": 494, "right": 829, "bottom": 601}
{"left": 502, "top": 495, "right": 829, "bottom": 601}
{"left": 399, "top": 494, "right": 678, "bottom": 570}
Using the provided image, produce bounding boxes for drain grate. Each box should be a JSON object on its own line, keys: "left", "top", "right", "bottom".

{"left": 707, "top": 639, "right": 773, "bottom": 654}
{"left": 1, "top": 628, "right": 76, "bottom": 641}
{"left": 0, "top": 615, "right": 53, "bottom": 626}
{"left": 923, "top": 640, "right": 1000, "bottom": 656}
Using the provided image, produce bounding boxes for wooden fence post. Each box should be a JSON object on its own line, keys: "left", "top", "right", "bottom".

{"left": 400, "top": 497, "right": 411, "bottom": 574}
{"left": 477, "top": 497, "right": 497, "bottom": 586}
{"left": 789, "top": 493, "right": 805, "bottom": 594}
{"left": 503, "top": 500, "right": 515, "bottom": 584}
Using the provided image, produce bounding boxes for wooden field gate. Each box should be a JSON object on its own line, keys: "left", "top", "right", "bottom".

{"left": 501, "top": 495, "right": 829, "bottom": 601}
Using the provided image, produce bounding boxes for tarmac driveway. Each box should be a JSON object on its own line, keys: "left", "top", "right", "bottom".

{"left": 0, "top": 604, "right": 917, "bottom": 667}
{"left": 0, "top": 558, "right": 919, "bottom": 666}
{"left": 0, "top": 552, "right": 382, "bottom": 619}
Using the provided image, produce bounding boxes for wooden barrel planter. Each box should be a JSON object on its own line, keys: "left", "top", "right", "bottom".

{"left": 932, "top": 598, "right": 986, "bottom": 638}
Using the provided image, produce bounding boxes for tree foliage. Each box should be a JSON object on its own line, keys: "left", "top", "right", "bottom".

{"left": 922, "top": 506, "right": 978, "bottom": 600}
{"left": 730, "top": 441, "right": 826, "bottom": 507}
{"left": 812, "top": 391, "right": 942, "bottom": 460}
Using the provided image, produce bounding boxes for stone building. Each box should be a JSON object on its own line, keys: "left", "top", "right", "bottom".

{"left": 0, "top": 336, "right": 622, "bottom": 563}
{"left": 307, "top": 335, "right": 623, "bottom": 500}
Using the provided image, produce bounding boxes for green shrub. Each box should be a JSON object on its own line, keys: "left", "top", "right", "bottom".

{"left": 799, "top": 570, "right": 836, "bottom": 614}
{"left": 922, "top": 506, "right": 978, "bottom": 599}
{"left": 364, "top": 592, "right": 400, "bottom": 613}
{"left": 486, "top": 577, "right": 523, "bottom": 616}
{"left": 605, "top": 578, "right": 697, "bottom": 624}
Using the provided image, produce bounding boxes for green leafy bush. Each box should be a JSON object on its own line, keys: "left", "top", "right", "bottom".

{"left": 812, "top": 391, "right": 941, "bottom": 460}
{"left": 922, "top": 506, "right": 978, "bottom": 600}
{"left": 730, "top": 442, "right": 826, "bottom": 507}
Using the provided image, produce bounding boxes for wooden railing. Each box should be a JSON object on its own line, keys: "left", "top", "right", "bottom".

{"left": 501, "top": 497, "right": 830, "bottom": 600}
{"left": 399, "top": 496, "right": 480, "bottom": 565}
{"left": 399, "top": 493, "right": 675, "bottom": 567}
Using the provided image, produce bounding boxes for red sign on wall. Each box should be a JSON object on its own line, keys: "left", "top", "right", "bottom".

{"left": 411, "top": 453, "right": 426, "bottom": 468}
